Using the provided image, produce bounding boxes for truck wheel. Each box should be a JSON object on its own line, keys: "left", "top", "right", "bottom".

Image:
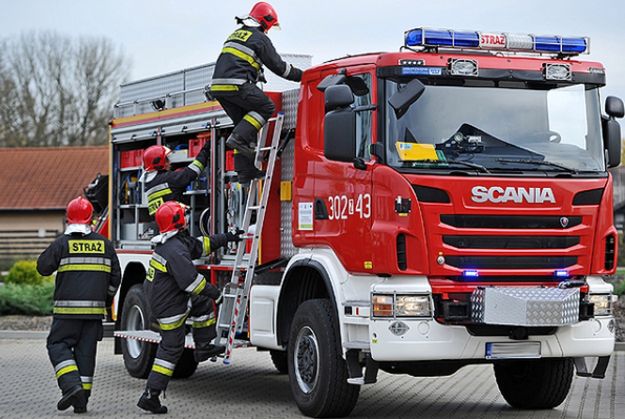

{"left": 120, "top": 285, "right": 156, "bottom": 378}
{"left": 288, "top": 299, "right": 360, "bottom": 418}
{"left": 270, "top": 350, "right": 288, "bottom": 374}
{"left": 172, "top": 349, "right": 198, "bottom": 379}
{"left": 494, "top": 358, "right": 573, "bottom": 409}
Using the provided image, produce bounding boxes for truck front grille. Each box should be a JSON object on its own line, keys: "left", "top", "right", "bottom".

{"left": 442, "top": 235, "right": 580, "bottom": 249}
{"left": 445, "top": 255, "right": 577, "bottom": 270}
{"left": 440, "top": 215, "right": 581, "bottom": 229}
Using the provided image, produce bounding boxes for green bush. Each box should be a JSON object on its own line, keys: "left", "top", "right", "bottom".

{"left": 614, "top": 280, "right": 625, "bottom": 297}
{"left": 0, "top": 282, "right": 54, "bottom": 315}
{"left": 5, "top": 260, "right": 52, "bottom": 286}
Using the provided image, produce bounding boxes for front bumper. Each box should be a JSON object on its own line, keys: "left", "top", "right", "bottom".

{"left": 368, "top": 316, "right": 615, "bottom": 362}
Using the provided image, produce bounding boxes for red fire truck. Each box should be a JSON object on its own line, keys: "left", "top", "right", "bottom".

{"left": 107, "top": 29, "right": 623, "bottom": 417}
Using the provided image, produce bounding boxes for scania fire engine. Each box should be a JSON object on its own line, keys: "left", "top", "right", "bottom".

{"left": 103, "top": 28, "right": 623, "bottom": 417}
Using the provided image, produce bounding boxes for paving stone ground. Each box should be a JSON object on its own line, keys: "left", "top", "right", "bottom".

{"left": 0, "top": 338, "right": 623, "bottom": 418}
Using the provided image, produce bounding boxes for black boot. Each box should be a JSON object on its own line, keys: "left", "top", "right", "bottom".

{"left": 57, "top": 385, "right": 85, "bottom": 411}
{"left": 194, "top": 343, "right": 226, "bottom": 363}
{"left": 137, "top": 387, "right": 168, "bottom": 414}
{"left": 73, "top": 390, "right": 89, "bottom": 414}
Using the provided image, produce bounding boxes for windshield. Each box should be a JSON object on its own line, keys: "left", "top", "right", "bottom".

{"left": 385, "top": 81, "right": 605, "bottom": 173}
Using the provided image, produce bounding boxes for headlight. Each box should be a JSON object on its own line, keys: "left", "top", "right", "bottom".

{"left": 588, "top": 294, "right": 613, "bottom": 316}
{"left": 372, "top": 294, "right": 393, "bottom": 317}
{"left": 395, "top": 295, "right": 432, "bottom": 317}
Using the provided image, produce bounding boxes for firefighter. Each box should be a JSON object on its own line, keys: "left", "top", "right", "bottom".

{"left": 209, "top": 1, "right": 303, "bottom": 185}
{"left": 37, "top": 197, "right": 121, "bottom": 414}
{"left": 140, "top": 141, "right": 211, "bottom": 218}
{"left": 137, "top": 201, "right": 243, "bottom": 414}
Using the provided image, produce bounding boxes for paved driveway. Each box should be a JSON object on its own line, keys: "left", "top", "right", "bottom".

{"left": 0, "top": 338, "right": 623, "bottom": 418}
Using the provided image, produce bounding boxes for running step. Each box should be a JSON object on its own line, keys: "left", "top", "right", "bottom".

{"left": 343, "top": 340, "right": 371, "bottom": 350}
{"left": 114, "top": 330, "right": 250, "bottom": 350}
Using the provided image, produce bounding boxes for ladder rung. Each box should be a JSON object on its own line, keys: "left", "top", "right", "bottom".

{"left": 258, "top": 146, "right": 272, "bottom": 151}
{"left": 247, "top": 205, "right": 261, "bottom": 210}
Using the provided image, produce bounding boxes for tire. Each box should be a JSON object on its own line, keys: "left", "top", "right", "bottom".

{"left": 287, "top": 299, "right": 360, "bottom": 418}
{"left": 120, "top": 285, "right": 157, "bottom": 378}
{"left": 270, "top": 350, "right": 288, "bottom": 375}
{"left": 172, "top": 349, "right": 198, "bottom": 379}
{"left": 494, "top": 358, "right": 574, "bottom": 409}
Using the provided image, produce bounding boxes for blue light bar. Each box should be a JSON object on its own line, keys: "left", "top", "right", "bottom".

{"left": 404, "top": 27, "right": 588, "bottom": 55}
{"left": 463, "top": 270, "right": 480, "bottom": 278}
{"left": 554, "top": 270, "right": 570, "bottom": 278}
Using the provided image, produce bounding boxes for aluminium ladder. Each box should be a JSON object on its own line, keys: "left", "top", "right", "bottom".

{"left": 215, "top": 113, "right": 284, "bottom": 365}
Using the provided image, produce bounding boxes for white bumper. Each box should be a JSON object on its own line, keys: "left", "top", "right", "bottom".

{"left": 368, "top": 316, "right": 615, "bottom": 361}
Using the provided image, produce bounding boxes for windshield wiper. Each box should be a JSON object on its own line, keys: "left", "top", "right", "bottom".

{"left": 410, "top": 159, "right": 491, "bottom": 174}
{"left": 496, "top": 158, "right": 578, "bottom": 174}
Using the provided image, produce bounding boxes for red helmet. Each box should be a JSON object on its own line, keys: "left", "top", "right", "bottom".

{"left": 143, "top": 145, "right": 171, "bottom": 172}
{"left": 66, "top": 197, "right": 94, "bottom": 225}
{"left": 249, "top": 2, "right": 279, "bottom": 32}
{"left": 155, "top": 201, "right": 187, "bottom": 233}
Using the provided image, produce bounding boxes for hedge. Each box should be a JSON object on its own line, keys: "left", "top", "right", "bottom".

{"left": 0, "top": 282, "right": 54, "bottom": 316}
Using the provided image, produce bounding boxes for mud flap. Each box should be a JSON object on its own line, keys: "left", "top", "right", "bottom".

{"left": 573, "top": 355, "right": 611, "bottom": 379}
{"left": 346, "top": 349, "right": 379, "bottom": 385}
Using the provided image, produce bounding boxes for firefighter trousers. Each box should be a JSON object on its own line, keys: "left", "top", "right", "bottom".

{"left": 47, "top": 318, "right": 103, "bottom": 398}
{"left": 213, "top": 83, "right": 275, "bottom": 178}
{"left": 146, "top": 296, "right": 216, "bottom": 391}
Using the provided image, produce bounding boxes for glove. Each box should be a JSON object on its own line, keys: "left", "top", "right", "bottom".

{"left": 225, "top": 228, "right": 245, "bottom": 243}
{"left": 290, "top": 67, "right": 303, "bottom": 82}
{"left": 202, "top": 284, "right": 221, "bottom": 300}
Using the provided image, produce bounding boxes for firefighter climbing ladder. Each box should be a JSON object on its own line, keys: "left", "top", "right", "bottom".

{"left": 216, "top": 113, "right": 285, "bottom": 365}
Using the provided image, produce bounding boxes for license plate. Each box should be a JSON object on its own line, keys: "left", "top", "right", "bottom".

{"left": 485, "top": 342, "right": 541, "bottom": 359}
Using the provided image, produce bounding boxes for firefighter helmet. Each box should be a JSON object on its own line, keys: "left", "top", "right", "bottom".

{"left": 66, "top": 197, "right": 94, "bottom": 225}
{"left": 249, "top": 2, "right": 279, "bottom": 32}
{"left": 143, "top": 145, "right": 172, "bottom": 172}
{"left": 155, "top": 201, "right": 188, "bottom": 233}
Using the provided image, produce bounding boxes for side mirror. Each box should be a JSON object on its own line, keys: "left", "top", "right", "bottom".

{"left": 388, "top": 78, "right": 426, "bottom": 119}
{"left": 606, "top": 96, "right": 625, "bottom": 118}
{"left": 317, "top": 73, "right": 347, "bottom": 92}
{"left": 604, "top": 96, "right": 623, "bottom": 168}
{"left": 325, "top": 85, "right": 354, "bottom": 113}
{"left": 324, "top": 106, "right": 356, "bottom": 163}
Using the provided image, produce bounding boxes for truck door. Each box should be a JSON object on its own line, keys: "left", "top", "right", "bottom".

{"left": 314, "top": 68, "right": 376, "bottom": 274}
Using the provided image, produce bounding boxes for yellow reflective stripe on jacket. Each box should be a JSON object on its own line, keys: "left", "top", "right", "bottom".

{"left": 53, "top": 307, "right": 107, "bottom": 315}
{"left": 221, "top": 46, "right": 261, "bottom": 70}
{"left": 158, "top": 314, "right": 188, "bottom": 331}
{"left": 149, "top": 258, "right": 167, "bottom": 273}
{"left": 55, "top": 364, "right": 79, "bottom": 379}
{"left": 191, "top": 278, "right": 207, "bottom": 296}
{"left": 57, "top": 264, "right": 111, "bottom": 273}
{"left": 151, "top": 364, "right": 174, "bottom": 377}
{"left": 203, "top": 236, "right": 211, "bottom": 255}
{"left": 192, "top": 317, "right": 216, "bottom": 328}
{"left": 148, "top": 188, "right": 173, "bottom": 200}
{"left": 210, "top": 84, "right": 239, "bottom": 92}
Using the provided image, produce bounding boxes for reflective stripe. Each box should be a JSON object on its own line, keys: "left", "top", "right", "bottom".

{"left": 58, "top": 264, "right": 111, "bottom": 273}
{"left": 191, "top": 159, "right": 205, "bottom": 170}
{"left": 248, "top": 111, "right": 266, "bottom": 126}
{"left": 56, "top": 364, "right": 79, "bottom": 379}
{"left": 210, "top": 84, "right": 239, "bottom": 92}
{"left": 152, "top": 364, "right": 174, "bottom": 377}
{"left": 189, "top": 161, "right": 202, "bottom": 175}
{"left": 153, "top": 253, "right": 167, "bottom": 265}
{"left": 54, "top": 300, "right": 105, "bottom": 307}
{"left": 60, "top": 257, "right": 111, "bottom": 266}
{"left": 54, "top": 359, "right": 77, "bottom": 373}
{"left": 202, "top": 236, "right": 211, "bottom": 255}
{"left": 283, "top": 63, "right": 292, "bottom": 78}
{"left": 149, "top": 258, "right": 167, "bottom": 273}
{"left": 189, "top": 314, "right": 211, "bottom": 322}
{"left": 146, "top": 183, "right": 171, "bottom": 195}
{"left": 148, "top": 188, "right": 173, "bottom": 200}
{"left": 210, "top": 78, "right": 247, "bottom": 85}
{"left": 53, "top": 307, "right": 107, "bottom": 315}
{"left": 80, "top": 376, "right": 93, "bottom": 390}
{"left": 192, "top": 317, "right": 216, "bottom": 328}
{"left": 222, "top": 46, "right": 261, "bottom": 70}
{"left": 154, "top": 358, "right": 176, "bottom": 370}
{"left": 158, "top": 311, "right": 189, "bottom": 330}
{"left": 243, "top": 114, "right": 262, "bottom": 131}
{"left": 185, "top": 274, "right": 206, "bottom": 295}
{"left": 223, "top": 41, "right": 258, "bottom": 61}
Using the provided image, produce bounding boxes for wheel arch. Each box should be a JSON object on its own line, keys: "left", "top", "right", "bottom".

{"left": 114, "top": 261, "right": 147, "bottom": 354}
{"left": 276, "top": 258, "right": 340, "bottom": 346}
